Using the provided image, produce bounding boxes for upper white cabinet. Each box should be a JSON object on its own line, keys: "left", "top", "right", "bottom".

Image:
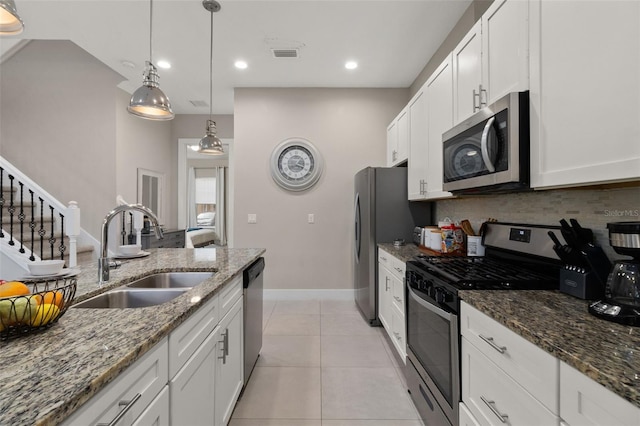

{"left": 425, "top": 54, "right": 455, "bottom": 200}
{"left": 407, "top": 88, "right": 428, "bottom": 199}
{"left": 387, "top": 107, "right": 409, "bottom": 166}
{"left": 453, "top": 20, "right": 483, "bottom": 123}
{"left": 453, "top": 0, "right": 529, "bottom": 124}
{"left": 529, "top": 0, "right": 640, "bottom": 188}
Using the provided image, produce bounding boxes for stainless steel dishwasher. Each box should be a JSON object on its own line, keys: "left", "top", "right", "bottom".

{"left": 243, "top": 257, "right": 264, "bottom": 385}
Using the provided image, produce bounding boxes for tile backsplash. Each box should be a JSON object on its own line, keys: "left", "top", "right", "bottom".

{"left": 434, "top": 185, "right": 640, "bottom": 261}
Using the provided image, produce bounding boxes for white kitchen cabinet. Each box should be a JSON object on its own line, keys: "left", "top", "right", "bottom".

{"left": 453, "top": 0, "right": 529, "bottom": 125}
{"left": 559, "top": 361, "right": 640, "bottom": 426}
{"left": 377, "top": 248, "right": 406, "bottom": 363}
{"left": 170, "top": 326, "right": 218, "bottom": 425}
{"left": 407, "top": 87, "right": 428, "bottom": 200}
{"left": 459, "top": 402, "right": 481, "bottom": 426}
{"left": 461, "top": 338, "right": 559, "bottom": 426}
{"left": 425, "top": 54, "right": 455, "bottom": 200}
{"left": 215, "top": 296, "right": 244, "bottom": 426}
{"left": 452, "top": 20, "right": 483, "bottom": 123}
{"left": 62, "top": 338, "right": 169, "bottom": 426}
{"left": 132, "top": 386, "right": 169, "bottom": 426}
{"left": 529, "top": 0, "right": 640, "bottom": 188}
{"left": 387, "top": 107, "right": 409, "bottom": 167}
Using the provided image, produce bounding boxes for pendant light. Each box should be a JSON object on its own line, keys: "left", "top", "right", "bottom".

{"left": 198, "top": 0, "right": 223, "bottom": 155}
{"left": 127, "top": 0, "right": 175, "bottom": 121}
{"left": 0, "top": 0, "right": 24, "bottom": 35}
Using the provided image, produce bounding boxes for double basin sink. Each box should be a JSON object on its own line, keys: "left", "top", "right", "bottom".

{"left": 72, "top": 272, "right": 214, "bottom": 309}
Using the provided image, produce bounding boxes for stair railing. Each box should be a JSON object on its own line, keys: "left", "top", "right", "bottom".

{"left": 0, "top": 156, "right": 82, "bottom": 268}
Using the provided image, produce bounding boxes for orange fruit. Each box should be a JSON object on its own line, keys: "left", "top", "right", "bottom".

{"left": 0, "top": 281, "right": 30, "bottom": 298}
{"left": 34, "top": 291, "right": 64, "bottom": 309}
{"left": 29, "top": 303, "right": 60, "bottom": 327}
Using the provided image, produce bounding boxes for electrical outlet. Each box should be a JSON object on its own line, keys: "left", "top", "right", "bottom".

{"left": 308, "top": 214, "right": 314, "bottom": 224}
{"left": 248, "top": 214, "right": 257, "bottom": 224}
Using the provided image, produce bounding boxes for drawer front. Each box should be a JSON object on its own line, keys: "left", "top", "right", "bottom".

{"left": 460, "top": 302, "right": 559, "bottom": 413}
{"left": 132, "top": 385, "right": 169, "bottom": 426}
{"left": 169, "top": 294, "right": 219, "bottom": 378}
{"left": 560, "top": 361, "right": 640, "bottom": 426}
{"left": 219, "top": 275, "right": 243, "bottom": 319}
{"left": 460, "top": 402, "right": 481, "bottom": 426}
{"left": 391, "top": 273, "right": 405, "bottom": 314}
{"left": 64, "top": 338, "right": 169, "bottom": 426}
{"left": 378, "top": 248, "right": 392, "bottom": 269}
{"left": 378, "top": 248, "right": 405, "bottom": 281}
{"left": 462, "top": 338, "right": 559, "bottom": 426}
{"left": 390, "top": 304, "right": 406, "bottom": 362}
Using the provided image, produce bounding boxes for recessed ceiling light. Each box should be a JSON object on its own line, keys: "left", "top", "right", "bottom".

{"left": 345, "top": 61, "right": 358, "bottom": 70}
{"left": 121, "top": 60, "right": 136, "bottom": 69}
{"left": 157, "top": 60, "right": 171, "bottom": 69}
{"left": 235, "top": 60, "right": 248, "bottom": 69}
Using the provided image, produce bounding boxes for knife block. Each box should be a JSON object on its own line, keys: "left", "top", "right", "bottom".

{"left": 559, "top": 266, "right": 605, "bottom": 300}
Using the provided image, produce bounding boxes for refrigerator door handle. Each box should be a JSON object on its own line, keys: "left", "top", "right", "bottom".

{"left": 354, "top": 193, "right": 361, "bottom": 262}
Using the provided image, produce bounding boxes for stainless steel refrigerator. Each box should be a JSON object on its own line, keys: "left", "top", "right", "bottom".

{"left": 354, "top": 167, "right": 431, "bottom": 325}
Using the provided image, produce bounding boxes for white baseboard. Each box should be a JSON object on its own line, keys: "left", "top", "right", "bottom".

{"left": 264, "top": 289, "right": 355, "bottom": 301}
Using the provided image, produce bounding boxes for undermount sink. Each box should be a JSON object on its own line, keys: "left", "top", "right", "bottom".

{"left": 72, "top": 272, "right": 215, "bottom": 309}
{"left": 125, "top": 272, "right": 215, "bottom": 289}
{"left": 73, "top": 288, "right": 190, "bottom": 309}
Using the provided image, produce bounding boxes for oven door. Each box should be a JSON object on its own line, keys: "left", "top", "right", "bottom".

{"left": 406, "top": 284, "right": 459, "bottom": 426}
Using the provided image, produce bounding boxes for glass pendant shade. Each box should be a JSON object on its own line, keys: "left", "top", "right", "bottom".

{"left": 0, "top": 0, "right": 24, "bottom": 35}
{"left": 128, "top": 61, "right": 175, "bottom": 120}
{"left": 199, "top": 120, "right": 224, "bottom": 154}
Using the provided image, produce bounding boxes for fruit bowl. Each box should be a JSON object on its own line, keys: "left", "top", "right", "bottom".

{"left": 0, "top": 278, "right": 77, "bottom": 339}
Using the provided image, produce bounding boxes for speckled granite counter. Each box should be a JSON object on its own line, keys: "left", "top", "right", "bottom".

{"left": 460, "top": 290, "right": 640, "bottom": 408}
{"left": 0, "top": 247, "right": 265, "bottom": 426}
{"left": 378, "top": 242, "right": 421, "bottom": 263}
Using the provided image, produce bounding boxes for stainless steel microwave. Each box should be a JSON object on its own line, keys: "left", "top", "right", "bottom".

{"left": 442, "top": 91, "right": 529, "bottom": 194}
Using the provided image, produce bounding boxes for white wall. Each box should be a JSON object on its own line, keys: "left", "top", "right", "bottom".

{"left": 233, "top": 88, "right": 408, "bottom": 290}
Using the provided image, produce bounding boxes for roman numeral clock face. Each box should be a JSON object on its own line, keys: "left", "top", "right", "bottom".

{"left": 270, "top": 139, "right": 323, "bottom": 191}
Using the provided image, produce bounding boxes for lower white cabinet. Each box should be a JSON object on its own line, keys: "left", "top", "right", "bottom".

{"left": 215, "top": 297, "right": 244, "bottom": 426}
{"left": 377, "top": 248, "right": 406, "bottom": 363}
{"left": 133, "top": 386, "right": 170, "bottom": 426}
{"left": 560, "top": 361, "right": 640, "bottom": 426}
{"left": 62, "top": 338, "right": 169, "bottom": 426}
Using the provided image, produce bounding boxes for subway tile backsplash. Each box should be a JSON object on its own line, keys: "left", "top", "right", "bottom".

{"left": 434, "top": 185, "right": 640, "bottom": 261}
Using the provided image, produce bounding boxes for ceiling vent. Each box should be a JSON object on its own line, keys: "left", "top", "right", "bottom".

{"left": 189, "top": 100, "right": 209, "bottom": 107}
{"left": 271, "top": 48, "right": 299, "bottom": 59}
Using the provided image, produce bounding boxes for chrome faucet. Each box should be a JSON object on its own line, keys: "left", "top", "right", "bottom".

{"left": 98, "top": 203, "right": 164, "bottom": 284}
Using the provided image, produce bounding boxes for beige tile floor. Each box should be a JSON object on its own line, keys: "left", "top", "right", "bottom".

{"left": 230, "top": 298, "right": 424, "bottom": 426}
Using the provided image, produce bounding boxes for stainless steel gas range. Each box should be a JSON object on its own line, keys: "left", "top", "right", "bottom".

{"left": 405, "top": 222, "right": 564, "bottom": 426}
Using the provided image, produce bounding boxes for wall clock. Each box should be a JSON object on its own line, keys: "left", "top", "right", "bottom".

{"left": 270, "top": 138, "right": 323, "bottom": 191}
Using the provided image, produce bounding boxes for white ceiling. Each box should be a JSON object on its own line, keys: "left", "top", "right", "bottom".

{"left": 2, "top": 0, "right": 471, "bottom": 115}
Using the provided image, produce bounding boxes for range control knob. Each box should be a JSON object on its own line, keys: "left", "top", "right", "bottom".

{"left": 435, "top": 287, "right": 452, "bottom": 304}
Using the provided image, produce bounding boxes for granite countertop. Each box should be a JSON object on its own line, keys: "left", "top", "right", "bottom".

{"left": 460, "top": 290, "right": 640, "bottom": 408}
{"left": 378, "top": 242, "right": 422, "bottom": 263}
{"left": 0, "top": 247, "right": 265, "bottom": 426}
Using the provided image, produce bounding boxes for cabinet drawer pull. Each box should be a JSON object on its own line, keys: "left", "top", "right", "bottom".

{"left": 394, "top": 267, "right": 403, "bottom": 274}
{"left": 393, "top": 331, "right": 401, "bottom": 340}
{"left": 473, "top": 89, "right": 480, "bottom": 112}
{"left": 480, "top": 396, "right": 509, "bottom": 423}
{"left": 380, "top": 256, "right": 387, "bottom": 262}
{"left": 393, "top": 296, "right": 401, "bottom": 302}
{"left": 97, "top": 393, "right": 142, "bottom": 426}
{"left": 479, "top": 334, "right": 506, "bottom": 354}
{"left": 385, "top": 276, "right": 390, "bottom": 291}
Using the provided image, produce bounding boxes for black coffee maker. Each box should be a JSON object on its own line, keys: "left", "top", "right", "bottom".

{"left": 589, "top": 222, "right": 640, "bottom": 326}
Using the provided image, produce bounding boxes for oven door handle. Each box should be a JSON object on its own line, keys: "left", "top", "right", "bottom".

{"left": 407, "top": 286, "right": 456, "bottom": 321}
{"left": 480, "top": 116, "right": 496, "bottom": 173}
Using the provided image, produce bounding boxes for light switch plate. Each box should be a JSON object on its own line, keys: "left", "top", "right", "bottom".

{"left": 308, "top": 214, "right": 315, "bottom": 224}
{"left": 248, "top": 214, "right": 257, "bottom": 224}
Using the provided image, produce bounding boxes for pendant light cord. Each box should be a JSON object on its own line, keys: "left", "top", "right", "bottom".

{"left": 209, "top": 7, "right": 213, "bottom": 120}
{"left": 149, "top": 0, "right": 154, "bottom": 64}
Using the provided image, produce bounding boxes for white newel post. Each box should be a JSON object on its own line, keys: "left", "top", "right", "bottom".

{"left": 66, "top": 201, "right": 80, "bottom": 268}
{"left": 133, "top": 211, "right": 144, "bottom": 246}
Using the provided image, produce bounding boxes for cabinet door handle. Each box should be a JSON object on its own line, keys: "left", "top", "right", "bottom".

{"left": 479, "top": 84, "right": 488, "bottom": 107}
{"left": 392, "top": 150, "right": 398, "bottom": 161}
{"left": 97, "top": 393, "right": 142, "bottom": 426}
{"left": 480, "top": 396, "right": 509, "bottom": 423}
{"left": 385, "top": 276, "right": 390, "bottom": 291}
{"left": 479, "top": 334, "right": 507, "bottom": 354}
{"left": 219, "top": 329, "right": 229, "bottom": 364}
{"left": 473, "top": 89, "right": 480, "bottom": 112}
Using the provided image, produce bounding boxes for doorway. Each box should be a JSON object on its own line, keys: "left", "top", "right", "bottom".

{"left": 178, "top": 138, "right": 234, "bottom": 247}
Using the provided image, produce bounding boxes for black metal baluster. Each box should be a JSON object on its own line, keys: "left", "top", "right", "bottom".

{"left": 48, "top": 205, "right": 55, "bottom": 260}
{"left": 59, "top": 213, "right": 66, "bottom": 261}
{"left": 28, "top": 190, "right": 35, "bottom": 261}
{"left": 0, "top": 167, "right": 5, "bottom": 239}
{"left": 7, "top": 174, "right": 15, "bottom": 246}
{"left": 38, "top": 197, "right": 45, "bottom": 260}
{"left": 121, "top": 211, "right": 127, "bottom": 245}
{"left": 18, "top": 182, "right": 25, "bottom": 253}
